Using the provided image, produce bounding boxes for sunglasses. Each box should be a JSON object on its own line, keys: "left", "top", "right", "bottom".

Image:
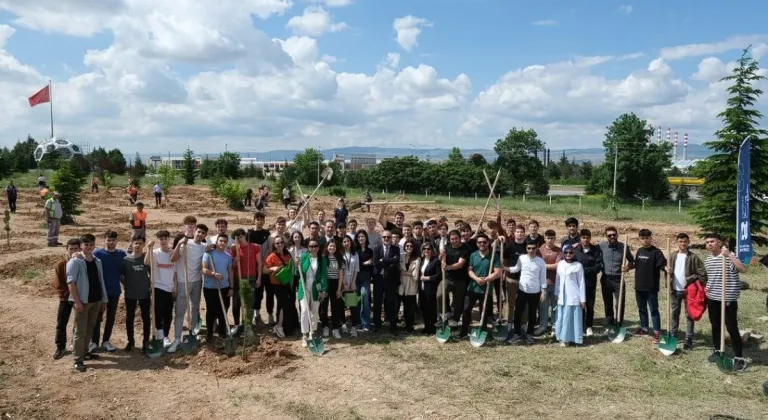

{"left": 423, "top": 248, "right": 432, "bottom": 251}
{"left": 382, "top": 235, "right": 391, "bottom": 238}
{"left": 405, "top": 244, "right": 413, "bottom": 248}
{"left": 309, "top": 245, "right": 318, "bottom": 249}
{"left": 607, "top": 234, "right": 617, "bottom": 238}
{"left": 476, "top": 241, "right": 488, "bottom": 245}
{"left": 526, "top": 247, "right": 537, "bottom": 251}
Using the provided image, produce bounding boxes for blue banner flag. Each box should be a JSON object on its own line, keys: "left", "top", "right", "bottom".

{"left": 736, "top": 136, "right": 752, "bottom": 264}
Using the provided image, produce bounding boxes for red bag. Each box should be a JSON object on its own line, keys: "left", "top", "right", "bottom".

{"left": 685, "top": 280, "right": 707, "bottom": 321}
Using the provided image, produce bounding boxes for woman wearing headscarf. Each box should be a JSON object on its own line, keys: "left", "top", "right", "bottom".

{"left": 554, "top": 244, "right": 586, "bottom": 346}
{"left": 399, "top": 238, "right": 421, "bottom": 333}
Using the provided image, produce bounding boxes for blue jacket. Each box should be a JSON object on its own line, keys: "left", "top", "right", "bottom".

{"left": 93, "top": 248, "right": 126, "bottom": 297}
{"left": 66, "top": 257, "right": 108, "bottom": 305}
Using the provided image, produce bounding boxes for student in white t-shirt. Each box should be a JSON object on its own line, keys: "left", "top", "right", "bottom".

{"left": 168, "top": 223, "right": 209, "bottom": 352}
{"left": 665, "top": 232, "right": 707, "bottom": 351}
{"left": 145, "top": 230, "right": 177, "bottom": 347}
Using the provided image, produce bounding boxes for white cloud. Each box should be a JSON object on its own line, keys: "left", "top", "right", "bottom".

{"left": 381, "top": 52, "right": 400, "bottom": 69}
{"left": 393, "top": 16, "right": 432, "bottom": 52}
{"left": 286, "top": 5, "right": 348, "bottom": 36}
{"left": 753, "top": 43, "right": 768, "bottom": 61}
{"left": 306, "top": 0, "right": 353, "bottom": 7}
{"left": 532, "top": 20, "right": 559, "bottom": 27}
{"left": 618, "top": 5, "right": 633, "bottom": 14}
{"left": 660, "top": 35, "right": 768, "bottom": 60}
{"left": 691, "top": 57, "right": 734, "bottom": 83}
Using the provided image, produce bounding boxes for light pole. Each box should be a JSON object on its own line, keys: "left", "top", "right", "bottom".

{"left": 612, "top": 142, "right": 618, "bottom": 196}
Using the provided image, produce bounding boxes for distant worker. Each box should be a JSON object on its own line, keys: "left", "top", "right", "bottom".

{"left": 40, "top": 185, "right": 50, "bottom": 203}
{"left": 6, "top": 180, "right": 17, "bottom": 213}
{"left": 91, "top": 177, "right": 99, "bottom": 193}
{"left": 44, "top": 191, "right": 63, "bottom": 247}
{"left": 37, "top": 173, "right": 46, "bottom": 191}
{"left": 282, "top": 186, "right": 291, "bottom": 209}
{"left": 153, "top": 183, "right": 162, "bottom": 207}
{"left": 128, "top": 184, "right": 138, "bottom": 204}
{"left": 245, "top": 188, "right": 253, "bottom": 207}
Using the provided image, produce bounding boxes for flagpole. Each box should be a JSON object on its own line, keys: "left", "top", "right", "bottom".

{"left": 49, "top": 80, "right": 54, "bottom": 139}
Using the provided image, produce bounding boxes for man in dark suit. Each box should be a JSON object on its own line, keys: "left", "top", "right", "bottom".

{"left": 373, "top": 230, "right": 401, "bottom": 335}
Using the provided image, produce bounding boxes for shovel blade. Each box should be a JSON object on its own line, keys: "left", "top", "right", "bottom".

{"left": 180, "top": 334, "right": 198, "bottom": 354}
{"left": 493, "top": 325, "right": 509, "bottom": 342}
{"left": 146, "top": 338, "right": 165, "bottom": 358}
{"left": 308, "top": 337, "right": 325, "bottom": 356}
{"left": 610, "top": 327, "right": 627, "bottom": 344}
{"left": 223, "top": 336, "right": 237, "bottom": 356}
{"left": 436, "top": 326, "right": 451, "bottom": 344}
{"left": 657, "top": 334, "right": 677, "bottom": 356}
{"left": 715, "top": 354, "right": 734, "bottom": 373}
{"left": 193, "top": 318, "right": 203, "bottom": 335}
{"left": 470, "top": 328, "right": 487, "bottom": 348}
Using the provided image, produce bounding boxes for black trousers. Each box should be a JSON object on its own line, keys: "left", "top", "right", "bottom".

{"left": 584, "top": 286, "right": 597, "bottom": 329}
{"left": 601, "top": 274, "right": 625, "bottom": 326}
{"left": 254, "top": 274, "right": 275, "bottom": 315}
{"left": 8, "top": 198, "right": 16, "bottom": 213}
{"left": 419, "top": 289, "right": 437, "bottom": 334}
{"left": 320, "top": 278, "right": 343, "bottom": 329}
{"left": 125, "top": 298, "right": 150, "bottom": 345}
{"left": 204, "top": 287, "right": 230, "bottom": 339}
{"left": 55, "top": 300, "right": 73, "bottom": 351}
{"left": 401, "top": 295, "right": 417, "bottom": 331}
{"left": 514, "top": 290, "right": 541, "bottom": 335}
{"left": 274, "top": 283, "right": 295, "bottom": 335}
{"left": 245, "top": 196, "right": 252, "bottom": 207}
{"left": 154, "top": 288, "right": 174, "bottom": 338}
{"left": 708, "top": 299, "right": 743, "bottom": 357}
{"left": 373, "top": 276, "right": 399, "bottom": 332}
{"left": 154, "top": 192, "right": 162, "bottom": 206}
{"left": 461, "top": 290, "right": 493, "bottom": 336}
{"left": 92, "top": 296, "right": 119, "bottom": 344}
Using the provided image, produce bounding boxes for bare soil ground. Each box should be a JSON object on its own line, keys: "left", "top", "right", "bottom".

{"left": 0, "top": 185, "right": 766, "bottom": 420}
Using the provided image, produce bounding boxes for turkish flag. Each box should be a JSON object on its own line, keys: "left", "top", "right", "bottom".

{"left": 28, "top": 85, "right": 50, "bottom": 107}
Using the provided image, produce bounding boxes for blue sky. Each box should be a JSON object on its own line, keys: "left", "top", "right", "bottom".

{"left": 0, "top": 0, "right": 766, "bottom": 155}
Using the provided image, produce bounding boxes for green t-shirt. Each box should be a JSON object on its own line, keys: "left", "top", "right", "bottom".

{"left": 467, "top": 250, "right": 501, "bottom": 294}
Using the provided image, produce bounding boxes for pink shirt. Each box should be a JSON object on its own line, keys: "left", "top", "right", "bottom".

{"left": 538, "top": 245, "right": 562, "bottom": 285}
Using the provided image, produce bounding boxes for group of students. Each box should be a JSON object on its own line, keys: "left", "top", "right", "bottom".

{"left": 52, "top": 201, "right": 750, "bottom": 373}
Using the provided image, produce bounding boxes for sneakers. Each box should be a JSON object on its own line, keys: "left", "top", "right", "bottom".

{"left": 550, "top": 330, "right": 556, "bottom": 338}
{"left": 52, "top": 348, "right": 66, "bottom": 360}
{"left": 322, "top": 327, "right": 330, "bottom": 338}
{"left": 341, "top": 324, "right": 349, "bottom": 334}
{"left": 301, "top": 336, "right": 308, "bottom": 348}
{"left": 73, "top": 361, "right": 86, "bottom": 372}
{"left": 683, "top": 338, "right": 693, "bottom": 351}
{"left": 585, "top": 327, "right": 594, "bottom": 337}
{"left": 362, "top": 326, "right": 370, "bottom": 333}
{"left": 448, "top": 320, "right": 459, "bottom": 328}
{"left": 273, "top": 326, "right": 286, "bottom": 338}
{"left": 633, "top": 327, "right": 648, "bottom": 336}
{"left": 268, "top": 314, "right": 276, "bottom": 325}
{"left": 102, "top": 341, "right": 116, "bottom": 352}
{"left": 525, "top": 334, "right": 535, "bottom": 345}
{"left": 253, "top": 313, "right": 264, "bottom": 326}
{"left": 88, "top": 342, "right": 97, "bottom": 353}
{"left": 533, "top": 326, "right": 547, "bottom": 336}
{"left": 350, "top": 327, "right": 358, "bottom": 338}
{"left": 163, "top": 337, "right": 172, "bottom": 348}
{"left": 651, "top": 331, "right": 660, "bottom": 344}
{"left": 734, "top": 357, "right": 747, "bottom": 372}
{"left": 124, "top": 342, "right": 135, "bottom": 352}
{"left": 167, "top": 339, "right": 181, "bottom": 353}
{"left": 506, "top": 334, "right": 522, "bottom": 344}
{"left": 708, "top": 350, "right": 721, "bottom": 363}
{"left": 560, "top": 342, "right": 567, "bottom": 347}
{"left": 332, "top": 329, "right": 342, "bottom": 339}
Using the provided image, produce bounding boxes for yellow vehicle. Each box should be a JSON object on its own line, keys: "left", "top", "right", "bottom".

{"left": 667, "top": 177, "right": 705, "bottom": 186}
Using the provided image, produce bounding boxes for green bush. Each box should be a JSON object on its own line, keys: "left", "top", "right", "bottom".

{"left": 51, "top": 160, "right": 87, "bottom": 224}
{"left": 219, "top": 180, "right": 245, "bottom": 210}
{"left": 209, "top": 174, "right": 226, "bottom": 196}
{"left": 328, "top": 186, "right": 347, "bottom": 198}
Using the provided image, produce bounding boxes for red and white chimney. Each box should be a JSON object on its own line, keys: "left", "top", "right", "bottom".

{"left": 673, "top": 132, "right": 679, "bottom": 161}
{"left": 657, "top": 127, "right": 661, "bottom": 144}
{"left": 683, "top": 133, "right": 688, "bottom": 161}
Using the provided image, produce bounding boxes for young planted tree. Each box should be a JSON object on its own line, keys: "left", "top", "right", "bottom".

{"left": 156, "top": 163, "right": 177, "bottom": 203}
{"left": 3, "top": 209, "right": 10, "bottom": 247}
{"left": 693, "top": 47, "right": 768, "bottom": 246}
{"left": 182, "top": 147, "right": 197, "bottom": 185}
{"left": 51, "top": 160, "right": 87, "bottom": 224}
{"left": 101, "top": 170, "right": 113, "bottom": 190}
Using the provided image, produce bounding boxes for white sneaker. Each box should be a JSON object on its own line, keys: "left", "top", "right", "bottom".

{"left": 534, "top": 326, "right": 547, "bottom": 336}
{"left": 341, "top": 324, "right": 349, "bottom": 334}
{"left": 332, "top": 329, "right": 342, "bottom": 339}
{"left": 268, "top": 314, "right": 276, "bottom": 325}
{"left": 560, "top": 342, "right": 567, "bottom": 347}
{"left": 88, "top": 342, "right": 97, "bottom": 353}
{"left": 253, "top": 313, "right": 264, "bottom": 325}
{"left": 102, "top": 341, "right": 116, "bottom": 352}
{"left": 445, "top": 312, "right": 453, "bottom": 321}
{"left": 163, "top": 337, "right": 172, "bottom": 348}
{"left": 322, "top": 327, "right": 330, "bottom": 338}
{"left": 301, "top": 336, "right": 308, "bottom": 348}
{"left": 586, "top": 327, "right": 594, "bottom": 337}
{"left": 550, "top": 330, "right": 556, "bottom": 338}
{"left": 350, "top": 327, "right": 358, "bottom": 338}
{"left": 273, "top": 326, "right": 286, "bottom": 338}
{"left": 167, "top": 340, "right": 181, "bottom": 353}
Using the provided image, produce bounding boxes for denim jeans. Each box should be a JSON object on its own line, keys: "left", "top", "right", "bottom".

{"left": 635, "top": 290, "right": 660, "bottom": 332}
{"left": 539, "top": 287, "right": 557, "bottom": 328}
{"left": 358, "top": 273, "right": 372, "bottom": 328}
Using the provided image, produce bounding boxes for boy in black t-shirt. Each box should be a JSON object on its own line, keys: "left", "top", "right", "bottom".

{"left": 633, "top": 229, "right": 667, "bottom": 343}
{"left": 437, "top": 230, "right": 470, "bottom": 326}
{"left": 247, "top": 212, "right": 273, "bottom": 325}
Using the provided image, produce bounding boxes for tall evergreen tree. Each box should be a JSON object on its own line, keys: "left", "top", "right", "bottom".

{"left": 692, "top": 47, "right": 768, "bottom": 246}
{"left": 182, "top": 147, "right": 197, "bottom": 185}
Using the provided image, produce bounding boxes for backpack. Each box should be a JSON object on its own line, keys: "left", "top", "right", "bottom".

{"left": 685, "top": 280, "right": 707, "bottom": 321}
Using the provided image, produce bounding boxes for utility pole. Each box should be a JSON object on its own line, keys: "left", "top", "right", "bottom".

{"left": 612, "top": 142, "right": 618, "bottom": 196}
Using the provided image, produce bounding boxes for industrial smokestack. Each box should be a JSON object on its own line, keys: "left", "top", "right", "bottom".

{"left": 673, "top": 132, "right": 679, "bottom": 161}
{"left": 683, "top": 133, "right": 688, "bottom": 161}
{"left": 657, "top": 126, "right": 661, "bottom": 144}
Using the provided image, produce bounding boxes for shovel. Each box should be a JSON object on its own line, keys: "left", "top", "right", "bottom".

{"left": 288, "top": 167, "right": 333, "bottom": 229}
{"left": 436, "top": 254, "right": 450, "bottom": 344}
{"left": 184, "top": 245, "right": 203, "bottom": 336}
{"left": 494, "top": 239, "right": 509, "bottom": 341}
{"left": 180, "top": 245, "right": 198, "bottom": 354}
{"left": 209, "top": 252, "right": 237, "bottom": 356}
{"left": 470, "top": 240, "right": 498, "bottom": 348}
{"left": 146, "top": 245, "right": 165, "bottom": 358}
{"left": 298, "top": 257, "right": 324, "bottom": 355}
{"left": 609, "top": 235, "right": 629, "bottom": 344}
{"left": 658, "top": 238, "right": 677, "bottom": 356}
{"left": 714, "top": 256, "right": 735, "bottom": 372}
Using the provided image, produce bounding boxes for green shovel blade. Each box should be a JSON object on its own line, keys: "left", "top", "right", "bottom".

{"left": 715, "top": 354, "right": 734, "bottom": 373}
{"left": 223, "top": 336, "right": 236, "bottom": 356}
{"left": 470, "top": 327, "right": 487, "bottom": 348}
{"left": 308, "top": 337, "right": 325, "bottom": 356}
{"left": 494, "top": 324, "right": 509, "bottom": 342}
{"left": 436, "top": 325, "right": 451, "bottom": 344}
{"left": 146, "top": 338, "right": 165, "bottom": 358}
{"left": 610, "top": 326, "right": 627, "bottom": 343}
{"left": 180, "top": 334, "right": 198, "bottom": 354}
{"left": 657, "top": 334, "right": 677, "bottom": 356}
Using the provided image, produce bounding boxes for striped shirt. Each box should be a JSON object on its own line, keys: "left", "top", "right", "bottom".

{"left": 326, "top": 255, "right": 345, "bottom": 280}
{"left": 704, "top": 255, "right": 740, "bottom": 302}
